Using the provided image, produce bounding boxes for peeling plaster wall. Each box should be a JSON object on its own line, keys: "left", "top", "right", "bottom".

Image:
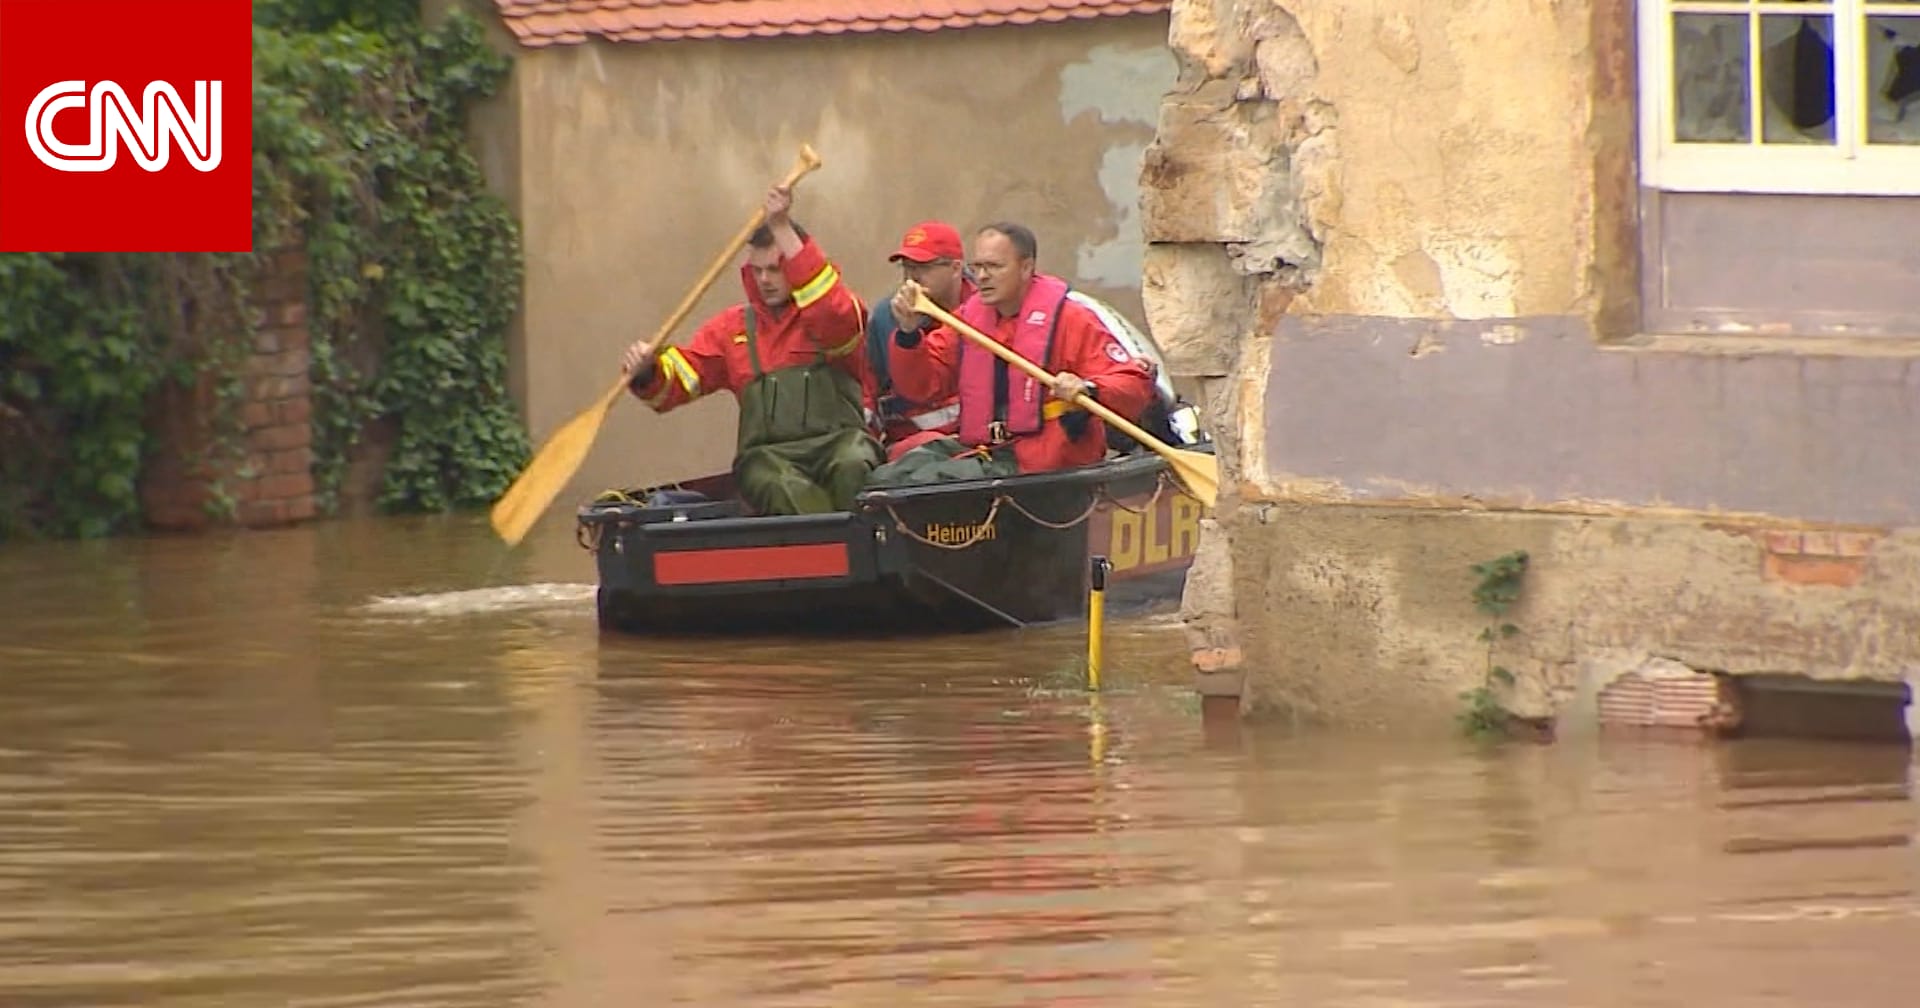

{"left": 1145, "top": 0, "right": 1920, "bottom": 728}
{"left": 1229, "top": 505, "right": 1920, "bottom": 729}
{"left": 503, "top": 18, "right": 1173, "bottom": 500}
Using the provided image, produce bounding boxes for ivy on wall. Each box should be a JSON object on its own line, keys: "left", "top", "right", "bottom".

{"left": 0, "top": 0, "right": 528, "bottom": 539}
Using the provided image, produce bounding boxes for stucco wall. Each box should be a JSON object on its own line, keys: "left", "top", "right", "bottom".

{"left": 504, "top": 17, "right": 1174, "bottom": 499}
{"left": 1146, "top": 0, "right": 1920, "bottom": 726}
{"left": 1226, "top": 505, "right": 1920, "bottom": 729}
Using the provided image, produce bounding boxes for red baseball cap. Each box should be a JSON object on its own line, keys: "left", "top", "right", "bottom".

{"left": 889, "top": 220, "right": 964, "bottom": 264}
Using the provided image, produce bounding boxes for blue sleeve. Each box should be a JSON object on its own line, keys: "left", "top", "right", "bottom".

{"left": 865, "top": 293, "right": 896, "bottom": 391}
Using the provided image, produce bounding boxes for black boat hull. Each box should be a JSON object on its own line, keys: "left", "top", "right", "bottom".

{"left": 579, "top": 450, "right": 1206, "bottom": 636}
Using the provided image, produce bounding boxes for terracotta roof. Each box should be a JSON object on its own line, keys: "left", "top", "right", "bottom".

{"left": 493, "top": 0, "right": 1171, "bottom": 48}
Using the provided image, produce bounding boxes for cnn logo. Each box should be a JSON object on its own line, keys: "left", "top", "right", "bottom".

{"left": 25, "top": 79, "right": 222, "bottom": 173}
{"left": 0, "top": 0, "right": 251, "bottom": 252}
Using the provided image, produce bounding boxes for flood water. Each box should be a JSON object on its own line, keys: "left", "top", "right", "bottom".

{"left": 1, "top": 513, "right": 1916, "bottom": 1007}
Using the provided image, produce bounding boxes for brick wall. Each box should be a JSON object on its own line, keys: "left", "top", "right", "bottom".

{"left": 140, "top": 250, "right": 318, "bottom": 531}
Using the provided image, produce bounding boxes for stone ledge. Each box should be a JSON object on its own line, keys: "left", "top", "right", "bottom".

{"left": 1194, "top": 670, "right": 1244, "bottom": 698}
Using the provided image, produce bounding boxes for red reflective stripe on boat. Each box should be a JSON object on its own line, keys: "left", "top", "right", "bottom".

{"left": 653, "top": 543, "right": 850, "bottom": 585}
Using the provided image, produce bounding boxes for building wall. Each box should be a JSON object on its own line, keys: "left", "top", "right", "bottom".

{"left": 497, "top": 16, "right": 1175, "bottom": 499}
{"left": 1147, "top": 0, "right": 1920, "bottom": 728}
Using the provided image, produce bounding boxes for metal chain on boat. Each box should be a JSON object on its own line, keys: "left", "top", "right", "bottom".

{"left": 997, "top": 493, "right": 1103, "bottom": 530}
{"left": 879, "top": 470, "right": 1176, "bottom": 550}
{"left": 576, "top": 472, "right": 1178, "bottom": 554}
{"left": 1099, "top": 471, "right": 1171, "bottom": 515}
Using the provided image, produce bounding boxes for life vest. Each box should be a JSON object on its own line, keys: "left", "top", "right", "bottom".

{"left": 956, "top": 274, "right": 1072, "bottom": 447}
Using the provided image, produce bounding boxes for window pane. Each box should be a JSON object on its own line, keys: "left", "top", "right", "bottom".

{"left": 1760, "top": 14, "right": 1837, "bottom": 144}
{"left": 1675, "top": 13, "right": 1751, "bottom": 142}
{"left": 1869, "top": 15, "right": 1920, "bottom": 144}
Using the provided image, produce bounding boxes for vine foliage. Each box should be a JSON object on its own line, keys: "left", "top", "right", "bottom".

{"left": 0, "top": 0, "right": 527, "bottom": 539}
{"left": 1460, "top": 550, "right": 1530, "bottom": 739}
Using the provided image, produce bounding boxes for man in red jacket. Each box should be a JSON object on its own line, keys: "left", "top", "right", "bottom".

{"left": 869, "top": 221, "right": 1155, "bottom": 485}
{"left": 865, "top": 220, "right": 975, "bottom": 460}
{"left": 619, "top": 185, "right": 882, "bottom": 514}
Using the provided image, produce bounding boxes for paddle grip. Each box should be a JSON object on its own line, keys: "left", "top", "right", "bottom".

{"left": 645, "top": 144, "right": 824, "bottom": 350}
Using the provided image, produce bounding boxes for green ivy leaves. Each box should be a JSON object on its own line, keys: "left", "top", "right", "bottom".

{"left": 0, "top": 2, "right": 528, "bottom": 538}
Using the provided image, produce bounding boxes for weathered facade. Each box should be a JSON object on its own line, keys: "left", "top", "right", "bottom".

{"left": 463, "top": 0, "right": 1178, "bottom": 500}
{"left": 1147, "top": 0, "right": 1920, "bottom": 735}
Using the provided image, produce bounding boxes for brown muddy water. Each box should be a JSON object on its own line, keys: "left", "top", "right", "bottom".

{"left": 0, "top": 512, "right": 1916, "bottom": 1007}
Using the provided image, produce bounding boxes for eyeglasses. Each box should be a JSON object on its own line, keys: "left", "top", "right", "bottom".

{"left": 967, "top": 259, "right": 1025, "bottom": 275}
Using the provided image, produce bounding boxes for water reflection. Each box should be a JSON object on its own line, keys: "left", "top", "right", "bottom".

{"left": 0, "top": 512, "right": 1914, "bottom": 1006}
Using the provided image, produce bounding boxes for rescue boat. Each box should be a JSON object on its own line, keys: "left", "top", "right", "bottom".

{"left": 577, "top": 291, "right": 1211, "bottom": 635}
{"left": 578, "top": 425, "right": 1210, "bottom": 635}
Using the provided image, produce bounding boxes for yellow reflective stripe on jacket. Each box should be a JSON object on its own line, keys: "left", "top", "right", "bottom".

{"left": 1042, "top": 399, "right": 1085, "bottom": 421}
{"left": 660, "top": 346, "right": 701, "bottom": 398}
{"left": 791, "top": 264, "right": 840, "bottom": 309}
{"left": 822, "top": 331, "right": 862, "bottom": 359}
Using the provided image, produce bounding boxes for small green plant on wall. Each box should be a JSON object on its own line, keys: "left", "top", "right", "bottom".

{"left": 1460, "top": 550, "right": 1529, "bottom": 739}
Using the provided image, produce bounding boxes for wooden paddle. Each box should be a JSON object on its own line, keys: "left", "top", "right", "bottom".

{"left": 907, "top": 287, "right": 1221, "bottom": 509}
{"left": 488, "top": 144, "right": 826, "bottom": 547}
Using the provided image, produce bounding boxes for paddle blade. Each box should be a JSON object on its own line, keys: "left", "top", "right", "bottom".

{"left": 1162, "top": 448, "right": 1221, "bottom": 510}
{"left": 489, "top": 382, "right": 624, "bottom": 547}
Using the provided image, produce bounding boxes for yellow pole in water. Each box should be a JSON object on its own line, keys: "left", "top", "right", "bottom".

{"left": 1087, "top": 555, "right": 1110, "bottom": 692}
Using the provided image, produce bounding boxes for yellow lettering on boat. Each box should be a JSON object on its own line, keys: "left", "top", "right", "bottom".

{"left": 924, "top": 521, "right": 996, "bottom": 545}
{"left": 1108, "top": 509, "right": 1142, "bottom": 571}
{"left": 1143, "top": 502, "right": 1170, "bottom": 566}
{"left": 1171, "top": 493, "right": 1201, "bottom": 560}
{"left": 1105, "top": 489, "right": 1202, "bottom": 573}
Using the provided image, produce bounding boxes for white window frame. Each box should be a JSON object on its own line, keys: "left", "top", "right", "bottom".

{"left": 1639, "top": 0, "right": 1920, "bottom": 195}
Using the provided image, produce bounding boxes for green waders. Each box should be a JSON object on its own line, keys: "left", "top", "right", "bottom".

{"left": 733, "top": 308, "right": 884, "bottom": 515}
{"left": 866, "top": 436, "right": 1020, "bottom": 487}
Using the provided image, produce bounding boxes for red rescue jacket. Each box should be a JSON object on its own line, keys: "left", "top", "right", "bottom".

{"left": 888, "top": 274, "right": 1154, "bottom": 473}
{"left": 630, "top": 237, "right": 874, "bottom": 417}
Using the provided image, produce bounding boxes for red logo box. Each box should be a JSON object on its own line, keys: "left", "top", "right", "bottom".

{"left": 0, "top": 0, "right": 253, "bottom": 252}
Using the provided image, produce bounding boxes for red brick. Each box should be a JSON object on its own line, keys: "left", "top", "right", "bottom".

{"left": 249, "top": 376, "right": 301, "bottom": 400}
{"left": 276, "top": 301, "right": 308, "bottom": 329}
{"left": 274, "top": 349, "right": 311, "bottom": 379}
{"left": 1764, "top": 554, "right": 1864, "bottom": 588}
{"left": 239, "top": 499, "right": 288, "bottom": 526}
{"left": 240, "top": 400, "right": 273, "bottom": 431}
{"left": 269, "top": 446, "right": 313, "bottom": 474}
{"left": 256, "top": 471, "right": 313, "bottom": 502}
{"left": 228, "top": 473, "right": 263, "bottom": 503}
{"left": 1834, "top": 532, "right": 1879, "bottom": 558}
{"left": 248, "top": 423, "right": 311, "bottom": 452}
{"left": 1763, "top": 529, "right": 1804, "bottom": 555}
{"left": 284, "top": 495, "right": 317, "bottom": 521}
{"left": 276, "top": 326, "right": 311, "bottom": 352}
{"left": 253, "top": 329, "right": 281, "bottom": 354}
{"left": 1191, "top": 646, "right": 1243, "bottom": 673}
{"left": 275, "top": 397, "right": 312, "bottom": 426}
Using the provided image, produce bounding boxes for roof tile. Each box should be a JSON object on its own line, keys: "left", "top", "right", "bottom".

{"left": 493, "top": 0, "right": 1169, "bottom": 47}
